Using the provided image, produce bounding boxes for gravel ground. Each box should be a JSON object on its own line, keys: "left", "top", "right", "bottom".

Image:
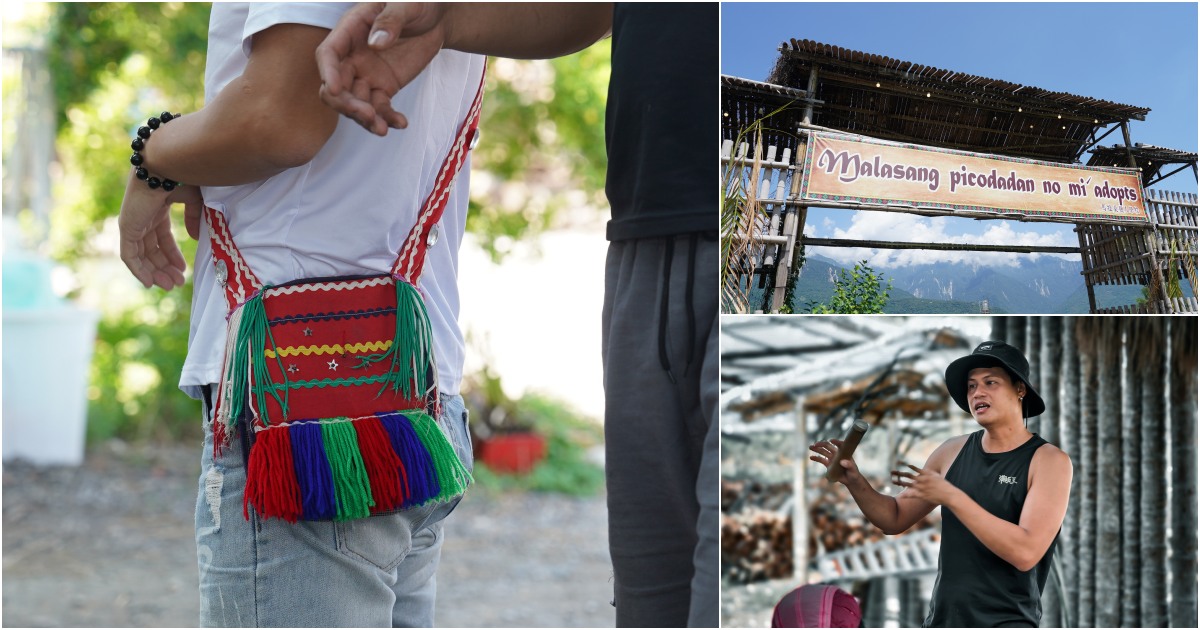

{"left": 2, "top": 441, "right": 614, "bottom": 628}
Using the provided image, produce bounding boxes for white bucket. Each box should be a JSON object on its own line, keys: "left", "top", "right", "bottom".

{"left": 3, "top": 307, "right": 99, "bottom": 465}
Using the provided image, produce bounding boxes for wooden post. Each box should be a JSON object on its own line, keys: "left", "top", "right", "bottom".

{"left": 1145, "top": 229, "right": 1172, "bottom": 314}
{"left": 803, "top": 66, "right": 818, "bottom": 126}
{"left": 1120, "top": 319, "right": 1141, "bottom": 626}
{"left": 770, "top": 213, "right": 796, "bottom": 312}
{"left": 1095, "top": 321, "right": 1121, "bottom": 627}
{"left": 1138, "top": 320, "right": 1168, "bottom": 627}
{"left": 793, "top": 398, "right": 809, "bottom": 584}
{"left": 1169, "top": 318, "right": 1198, "bottom": 628}
{"left": 1119, "top": 120, "right": 1139, "bottom": 169}
{"left": 769, "top": 148, "right": 797, "bottom": 313}
{"left": 1077, "top": 226, "right": 1099, "bottom": 313}
{"left": 1059, "top": 318, "right": 1081, "bottom": 624}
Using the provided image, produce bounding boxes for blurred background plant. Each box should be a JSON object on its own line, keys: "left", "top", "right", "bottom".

{"left": 4, "top": 3, "right": 610, "bottom": 487}
{"left": 462, "top": 334, "right": 605, "bottom": 495}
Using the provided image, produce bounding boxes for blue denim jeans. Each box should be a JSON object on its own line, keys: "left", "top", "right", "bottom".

{"left": 195, "top": 393, "right": 473, "bottom": 627}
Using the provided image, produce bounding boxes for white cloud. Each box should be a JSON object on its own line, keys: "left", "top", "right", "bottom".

{"left": 810, "top": 211, "right": 1076, "bottom": 269}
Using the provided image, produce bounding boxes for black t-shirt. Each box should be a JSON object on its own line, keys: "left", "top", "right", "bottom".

{"left": 924, "top": 431, "right": 1058, "bottom": 628}
{"left": 604, "top": 3, "right": 717, "bottom": 241}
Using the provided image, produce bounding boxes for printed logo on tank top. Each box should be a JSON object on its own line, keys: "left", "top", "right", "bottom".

{"left": 998, "top": 474, "right": 1019, "bottom": 485}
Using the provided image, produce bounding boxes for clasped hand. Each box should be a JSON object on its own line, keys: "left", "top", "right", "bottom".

{"left": 315, "top": 2, "right": 447, "bottom": 136}
{"left": 118, "top": 169, "right": 204, "bottom": 291}
{"left": 892, "top": 463, "right": 960, "bottom": 506}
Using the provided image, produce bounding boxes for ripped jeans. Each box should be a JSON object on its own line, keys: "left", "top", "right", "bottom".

{"left": 194, "top": 391, "right": 473, "bottom": 627}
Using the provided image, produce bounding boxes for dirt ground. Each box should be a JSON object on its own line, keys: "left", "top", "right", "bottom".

{"left": 2, "top": 441, "right": 614, "bottom": 628}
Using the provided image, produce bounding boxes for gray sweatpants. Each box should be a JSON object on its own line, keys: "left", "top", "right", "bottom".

{"left": 602, "top": 234, "right": 718, "bottom": 628}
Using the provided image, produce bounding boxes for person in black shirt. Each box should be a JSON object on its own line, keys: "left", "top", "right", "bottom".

{"left": 314, "top": 4, "right": 718, "bottom": 627}
{"left": 809, "top": 341, "right": 1072, "bottom": 627}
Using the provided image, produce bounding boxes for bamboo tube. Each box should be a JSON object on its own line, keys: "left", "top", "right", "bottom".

{"left": 826, "top": 420, "right": 870, "bottom": 482}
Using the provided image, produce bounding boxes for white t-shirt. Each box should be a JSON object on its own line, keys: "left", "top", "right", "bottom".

{"left": 180, "top": 3, "right": 484, "bottom": 399}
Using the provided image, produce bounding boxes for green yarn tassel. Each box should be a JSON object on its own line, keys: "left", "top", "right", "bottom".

{"left": 227, "top": 288, "right": 290, "bottom": 425}
{"left": 225, "top": 298, "right": 260, "bottom": 425}
{"left": 321, "top": 420, "right": 374, "bottom": 521}
{"left": 356, "top": 280, "right": 434, "bottom": 402}
{"left": 409, "top": 412, "right": 472, "bottom": 501}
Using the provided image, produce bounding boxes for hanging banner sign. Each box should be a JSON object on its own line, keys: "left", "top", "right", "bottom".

{"left": 799, "top": 132, "right": 1148, "bottom": 222}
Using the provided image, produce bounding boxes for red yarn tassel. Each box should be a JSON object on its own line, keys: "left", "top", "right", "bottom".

{"left": 355, "top": 417, "right": 408, "bottom": 513}
{"left": 244, "top": 427, "right": 304, "bottom": 523}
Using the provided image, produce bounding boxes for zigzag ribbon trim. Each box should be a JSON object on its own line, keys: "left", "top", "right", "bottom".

{"left": 265, "top": 341, "right": 391, "bottom": 359}
{"left": 268, "top": 307, "right": 396, "bottom": 326}
{"left": 256, "top": 374, "right": 393, "bottom": 392}
{"left": 264, "top": 276, "right": 392, "bottom": 297}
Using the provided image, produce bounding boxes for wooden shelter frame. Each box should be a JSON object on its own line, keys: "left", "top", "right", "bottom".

{"left": 722, "top": 43, "right": 1198, "bottom": 314}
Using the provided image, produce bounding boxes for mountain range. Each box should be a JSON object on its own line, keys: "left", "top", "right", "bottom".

{"left": 779, "top": 254, "right": 1154, "bottom": 314}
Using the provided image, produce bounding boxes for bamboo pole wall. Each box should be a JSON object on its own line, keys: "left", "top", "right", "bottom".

{"left": 1080, "top": 190, "right": 1198, "bottom": 314}
{"left": 991, "top": 316, "right": 1198, "bottom": 628}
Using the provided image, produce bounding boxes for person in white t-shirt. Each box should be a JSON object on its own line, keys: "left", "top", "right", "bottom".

{"left": 117, "top": 4, "right": 482, "bottom": 626}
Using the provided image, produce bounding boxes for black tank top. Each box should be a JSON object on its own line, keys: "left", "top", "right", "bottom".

{"left": 923, "top": 431, "right": 1057, "bottom": 628}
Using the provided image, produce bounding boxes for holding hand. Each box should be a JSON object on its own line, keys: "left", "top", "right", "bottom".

{"left": 118, "top": 169, "right": 204, "bottom": 290}
{"left": 315, "top": 2, "right": 448, "bottom": 136}
{"left": 892, "top": 463, "right": 962, "bottom": 507}
{"left": 809, "top": 439, "right": 863, "bottom": 485}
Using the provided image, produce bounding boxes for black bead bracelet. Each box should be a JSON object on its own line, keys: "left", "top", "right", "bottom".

{"left": 129, "top": 111, "right": 181, "bottom": 191}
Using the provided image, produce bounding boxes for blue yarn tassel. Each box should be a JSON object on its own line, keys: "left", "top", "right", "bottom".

{"left": 289, "top": 422, "right": 338, "bottom": 520}
{"left": 378, "top": 412, "right": 440, "bottom": 506}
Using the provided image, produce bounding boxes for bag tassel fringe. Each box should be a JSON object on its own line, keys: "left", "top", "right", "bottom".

{"left": 243, "top": 413, "right": 472, "bottom": 522}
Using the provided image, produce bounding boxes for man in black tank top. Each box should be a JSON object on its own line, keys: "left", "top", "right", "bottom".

{"left": 810, "top": 341, "right": 1073, "bottom": 627}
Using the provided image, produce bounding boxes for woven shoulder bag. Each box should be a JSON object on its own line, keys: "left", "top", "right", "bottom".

{"left": 205, "top": 70, "right": 484, "bottom": 524}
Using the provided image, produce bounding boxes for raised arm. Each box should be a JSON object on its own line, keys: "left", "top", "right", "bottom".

{"left": 811, "top": 435, "right": 964, "bottom": 536}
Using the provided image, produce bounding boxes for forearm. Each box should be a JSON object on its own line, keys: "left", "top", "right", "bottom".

{"left": 442, "top": 3, "right": 612, "bottom": 59}
{"left": 140, "top": 24, "right": 338, "bottom": 186}
{"left": 945, "top": 492, "right": 1042, "bottom": 571}
{"left": 842, "top": 476, "right": 908, "bottom": 535}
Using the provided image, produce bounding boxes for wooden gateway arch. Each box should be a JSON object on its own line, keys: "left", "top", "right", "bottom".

{"left": 721, "top": 39, "right": 1198, "bottom": 314}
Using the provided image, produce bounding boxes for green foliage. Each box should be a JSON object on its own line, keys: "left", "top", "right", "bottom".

{"left": 86, "top": 266, "right": 201, "bottom": 443}
{"left": 468, "top": 47, "right": 611, "bottom": 261}
{"left": 48, "top": 3, "right": 210, "bottom": 131}
{"left": 469, "top": 392, "right": 605, "bottom": 496}
{"left": 808, "top": 260, "right": 892, "bottom": 314}
{"left": 47, "top": 3, "right": 208, "bottom": 264}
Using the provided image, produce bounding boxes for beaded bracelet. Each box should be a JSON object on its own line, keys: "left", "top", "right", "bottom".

{"left": 129, "top": 111, "right": 181, "bottom": 191}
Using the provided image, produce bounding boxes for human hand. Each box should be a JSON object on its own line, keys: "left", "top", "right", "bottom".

{"left": 892, "top": 463, "right": 961, "bottom": 506}
{"left": 809, "top": 439, "right": 863, "bottom": 486}
{"left": 118, "top": 170, "right": 204, "bottom": 290}
{"left": 315, "top": 2, "right": 449, "bottom": 136}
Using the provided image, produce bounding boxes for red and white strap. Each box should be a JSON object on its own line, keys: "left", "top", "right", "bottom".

{"left": 205, "top": 205, "right": 263, "bottom": 310}
{"left": 392, "top": 64, "right": 487, "bottom": 283}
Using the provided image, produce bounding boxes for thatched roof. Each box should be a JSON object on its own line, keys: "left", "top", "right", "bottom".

{"left": 1087, "top": 144, "right": 1198, "bottom": 186}
{"left": 724, "top": 38, "right": 1153, "bottom": 165}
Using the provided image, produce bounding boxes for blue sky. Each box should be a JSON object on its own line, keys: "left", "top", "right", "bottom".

{"left": 722, "top": 2, "right": 1198, "bottom": 269}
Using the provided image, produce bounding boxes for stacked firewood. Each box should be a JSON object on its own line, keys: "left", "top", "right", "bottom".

{"left": 721, "top": 476, "right": 940, "bottom": 584}
{"left": 722, "top": 507, "right": 793, "bottom": 583}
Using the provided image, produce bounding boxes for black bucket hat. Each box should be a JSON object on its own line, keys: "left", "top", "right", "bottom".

{"left": 944, "top": 341, "right": 1045, "bottom": 418}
